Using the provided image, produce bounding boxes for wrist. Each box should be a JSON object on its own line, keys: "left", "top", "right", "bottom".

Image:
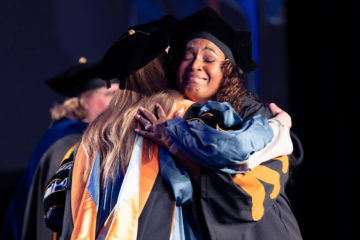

{"left": 164, "top": 138, "right": 173, "bottom": 149}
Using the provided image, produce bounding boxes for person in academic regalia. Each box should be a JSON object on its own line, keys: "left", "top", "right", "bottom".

{"left": 0, "top": 59, "right": 118, "bottom": 240}
{"left": 43, "top": 15, "right": 294, "bottom": 240}
{"left": 135, "top": 7, "right": 302, "bottom": 240}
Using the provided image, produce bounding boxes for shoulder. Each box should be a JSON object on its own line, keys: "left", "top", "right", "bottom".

{"left": 239, "top": 97, "right": 273, "bottom": 121}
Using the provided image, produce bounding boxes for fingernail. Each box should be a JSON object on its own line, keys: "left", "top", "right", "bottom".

{"left": 139, "top": 107, "right": 144, "bottom": 111}
{"left": 135, "top": 129, "right": 139, "bottom": 132}
{"left": 156, "top": 103, "right": 159, "bottom": 108}
{"left": 135, "top": 114, "right": 140, "bottom": 119}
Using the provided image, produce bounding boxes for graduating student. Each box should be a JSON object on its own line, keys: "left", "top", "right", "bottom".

{"left": 0, "top": 59, "right": 118, "bottom": 240}
{"left": 136, "top": 7, "right": 302, "bottom": 240}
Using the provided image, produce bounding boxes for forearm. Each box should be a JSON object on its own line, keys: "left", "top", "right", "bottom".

{"left": 236, "top": 116, "right": 293, "bottom": 171}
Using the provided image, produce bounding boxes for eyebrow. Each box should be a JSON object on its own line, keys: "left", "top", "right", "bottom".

{"left": 185, "top": 46, "right": 218, "bottom": 56}
{"left": 203, "top": 47, "right": 218, "bottom": 56}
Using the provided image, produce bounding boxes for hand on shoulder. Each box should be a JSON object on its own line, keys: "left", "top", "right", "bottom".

{"left": 268, "top": 103, "right": 292, "bottom": 130}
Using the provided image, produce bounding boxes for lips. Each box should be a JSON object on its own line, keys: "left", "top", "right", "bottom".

{"left": 183, "top": 75, "right": 207, "bottom": 81}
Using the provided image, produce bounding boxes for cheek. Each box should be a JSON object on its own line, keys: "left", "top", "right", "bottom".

{"left": 208, "top": 66, "right": 223, "bottom": 85}
{"left": 207, "top": 66, "right": 223, "bottom": 95}
{"left": 99, "top": 96, "right": 111, "bottom": 109}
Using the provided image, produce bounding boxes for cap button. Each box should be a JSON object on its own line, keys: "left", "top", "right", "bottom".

{"left": 128, "top": 29, "right": 135, "bottom": 35}
{"left": 79, "top": 57, "right": 87, "bottom": 63}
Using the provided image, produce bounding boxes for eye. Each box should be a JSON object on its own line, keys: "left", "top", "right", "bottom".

{"left": 204, "top": 58, "right": 215, "bottom": 63}
{"left": 181, "top": 52, "right": 193, "bottom": 61}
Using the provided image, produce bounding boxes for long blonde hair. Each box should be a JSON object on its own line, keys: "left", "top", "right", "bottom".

{"left": 81, "top": 53, "right": 183, "bottom": 184}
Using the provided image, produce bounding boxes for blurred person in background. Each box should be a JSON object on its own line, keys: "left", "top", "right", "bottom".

{"left": 0, "top": 58, "right": 118, "bottom": 240}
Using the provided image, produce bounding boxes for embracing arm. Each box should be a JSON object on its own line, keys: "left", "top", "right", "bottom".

{"left": 135, "top": 102, "right": 292, "bottom": 180}
{"left": 237, "top": 115, "right": 292, "bottom": 171}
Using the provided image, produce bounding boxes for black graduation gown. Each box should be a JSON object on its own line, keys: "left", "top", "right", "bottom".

{"left": 191, "top": 97, "right": 303, "bottom": 240}
{"left": 22, "top": 133, "right": 83, "bottom": 240}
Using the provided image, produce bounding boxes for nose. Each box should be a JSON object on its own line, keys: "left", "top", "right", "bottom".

{"left": 187, "top": 57, "right": 202, "bottom": 71}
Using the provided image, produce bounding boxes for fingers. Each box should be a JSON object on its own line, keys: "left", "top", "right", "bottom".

{"left": 134, "top": 128, "right": 153, "bottom": 138}
{"left": 139, "top": 107, "right": 158, "bottom": 122}
{"left": 135, "top": 114, "right": 150, "bottom": 127}
{"left": 175, "top": 108, "right": 184, "bottom": 118}
{"left": 156, "top": 103, "right": 167, "bottom": 119}
{"left": 268, "top": 103, "right": 282, "bottom": 116}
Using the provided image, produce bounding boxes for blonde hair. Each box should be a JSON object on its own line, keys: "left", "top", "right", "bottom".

{"left": 50, "top": 90, "right": 96, "bottom": 121}
{"left": 81, "top": 53, "right": 183, "bottom": 185}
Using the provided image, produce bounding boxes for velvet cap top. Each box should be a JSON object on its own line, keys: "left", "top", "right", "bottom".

{"left": 45, "top": 59, "right": 118, "bottom": 97}
{"left": 98, "top": 15, "right": 178, "bottom": 81}
{"left": 169, "top": 7, "right": 258, "bottom": 74}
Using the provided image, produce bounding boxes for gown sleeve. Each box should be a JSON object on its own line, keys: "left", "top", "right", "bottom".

{"left": 43, "top": 155, "right": 74, "bottom": 233}
{"left": 236, "top": 116, "right": 293, "bottom": 171}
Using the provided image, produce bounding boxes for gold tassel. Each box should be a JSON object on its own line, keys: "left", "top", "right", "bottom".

{"left": 104, "top": 80, "right": 111, "bottom": 89}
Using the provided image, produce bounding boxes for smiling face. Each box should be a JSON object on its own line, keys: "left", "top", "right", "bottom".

{"left": 176, "top": 38, "right": 226, "bottom": 103}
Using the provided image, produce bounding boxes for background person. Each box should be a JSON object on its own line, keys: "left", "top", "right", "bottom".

{"left": 0, "top": 59, "right": 118, "bottom": 240}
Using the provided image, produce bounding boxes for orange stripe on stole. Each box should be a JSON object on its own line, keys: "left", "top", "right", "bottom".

{"left": 71, "top": 143, "right": 97, "bottom": 240}
{"left": 105, "top": 139, "right": 160, "bottom": 240}
{"left": 105, "top": 191, "right": 140, "bottom": 240}
{"left": 71, "top": 191, "right": 97, "bottom": 240}
{"left": 71, "top": 143, "right": 88, "bottom": 225}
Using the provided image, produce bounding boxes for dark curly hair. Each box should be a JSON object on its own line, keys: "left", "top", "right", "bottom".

{"left": 168, "top": 47, "right": 258, "bottom": 115}
{"left": 212, "top": 59, "right": 259, "bottom": 114}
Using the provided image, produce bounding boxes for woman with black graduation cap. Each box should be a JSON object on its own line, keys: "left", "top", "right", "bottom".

{"left": 49, "top": 13, "right": 295, "bottom": 240}
{"left": 0, "top": 59, "right": 118, "bottom": 240}
{"left": 135, "top": 7, "right": 302, "bottom": 240}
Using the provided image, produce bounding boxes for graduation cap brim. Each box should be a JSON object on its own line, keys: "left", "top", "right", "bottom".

{"left": 98, "top": 27, "right": 169, "bottom": 81}
{"left": 45, "top": 60, "right": 118, "bottom": 97}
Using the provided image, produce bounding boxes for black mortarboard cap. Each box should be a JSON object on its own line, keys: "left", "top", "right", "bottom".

{"left": 98, "top": 15, "right": 178, "bottom": 81}
{"left": 169, "top": 7, "right": 258, "bottom": 74}
{"left": 45, "top": 59, "right": 118, "bottom": 97}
